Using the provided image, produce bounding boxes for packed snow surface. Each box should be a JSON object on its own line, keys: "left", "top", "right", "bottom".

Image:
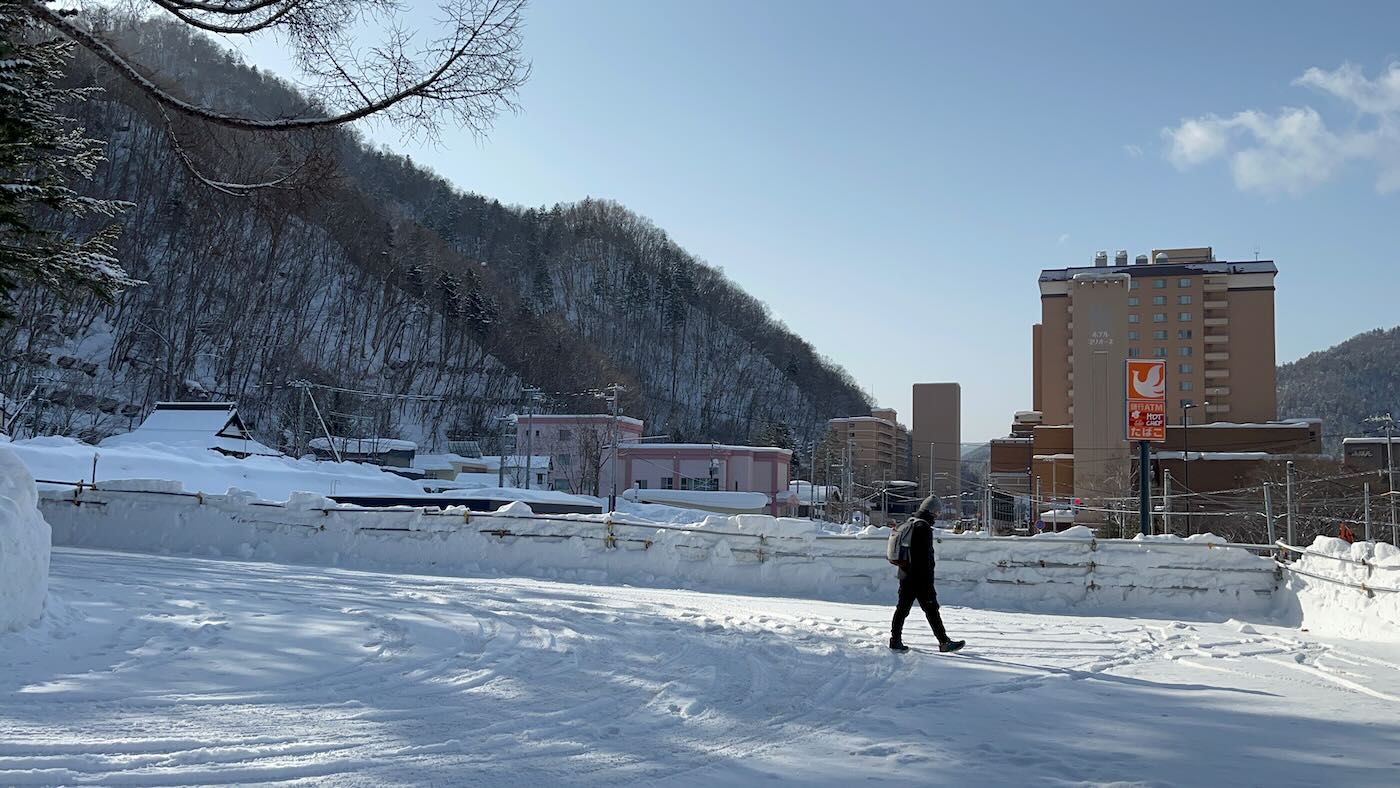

{"left": 2, "top": 548, "right": 1397, "bottom": 786}
{"left": 0, "top": 444, "right": 49, "bottom": 632}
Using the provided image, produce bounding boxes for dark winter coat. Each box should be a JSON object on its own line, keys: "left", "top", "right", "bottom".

{"left": 896, "top": 518, "right": 936, "bottom": 584}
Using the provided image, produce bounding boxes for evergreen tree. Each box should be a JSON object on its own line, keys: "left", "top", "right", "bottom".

{"left": 0, "top": 3, "right": 135, "bottom": 320}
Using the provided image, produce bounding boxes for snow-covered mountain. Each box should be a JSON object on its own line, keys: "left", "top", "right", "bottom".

{"left": 1, "top": 16, "right": 869, "bottom": 453}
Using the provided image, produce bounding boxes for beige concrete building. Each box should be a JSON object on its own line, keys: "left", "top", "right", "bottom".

{"left": 1035, "top": 247, "right": 1278, "bottom": 427}
{"left": 912, "top": 383, "right": 961, "bottom": 506}
{"left": 822, "top": 409, "right": 913, "bottom": 488}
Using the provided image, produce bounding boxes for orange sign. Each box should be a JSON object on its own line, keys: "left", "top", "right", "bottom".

{"left": 1126, "top": 359, "right": 1167, "bottom": 442}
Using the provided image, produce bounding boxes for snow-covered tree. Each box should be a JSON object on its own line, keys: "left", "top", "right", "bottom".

{"left": 0, "top": 2, "right": 135, "bottom": 321}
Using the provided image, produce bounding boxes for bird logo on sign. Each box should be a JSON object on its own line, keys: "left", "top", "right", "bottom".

{"left": 1130, "top": 364, "right": 1165, "bottom": 399}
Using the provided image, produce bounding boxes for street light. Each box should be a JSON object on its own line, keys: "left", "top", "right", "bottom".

{"left": 1181, "top": 401, "right": 1209, "bottom": 534}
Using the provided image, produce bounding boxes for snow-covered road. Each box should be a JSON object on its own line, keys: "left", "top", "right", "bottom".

{"left": 3, "top": 549, "right": 1398, "bottom": 786}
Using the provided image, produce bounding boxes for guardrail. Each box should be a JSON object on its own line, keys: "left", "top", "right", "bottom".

{"left": 35, "top": 480, "right": 1289, "bottom": 616}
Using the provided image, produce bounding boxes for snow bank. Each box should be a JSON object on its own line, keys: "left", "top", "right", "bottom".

{"left": 37, "top": 486, "right": 1279, "bottom": 618}
{"left": 0, "top": 443, "right": 50, "bottom": 631}
{"left": 1279, "top": 536, "right": 1400, "bottom": 642}
{"left": 10, "top": 436, "right": 424, "bottom": 501}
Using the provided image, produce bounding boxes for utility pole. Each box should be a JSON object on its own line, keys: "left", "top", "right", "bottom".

{"left": 521, "top": 386, "right": 541, "bottom": 490}
{"left": 1364, "top": 482, "right": 1372, "bottom": 543}
{"left": 607, "top": 383, "right": 625, "bottom": 511}
{"left": 1034, "top": 475, "right": 1042, "bottom": 532}
{"left": 1285, "top": 460, "right": 1296, "bottom": 546}
{"left": 1138, "top": 439, "right": 1151, "bottom": 537}
{"left": 1162, "top": 469, "right": 1173, "bottom": 537}
{"left": 1263, "top": 481, "right": 1275, "bottom": 546}
{"left": 1365, "top": 413, "right": 1397, "bottom": 546}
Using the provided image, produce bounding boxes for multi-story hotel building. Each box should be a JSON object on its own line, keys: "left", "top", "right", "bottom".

{"left": 1035, "top": 247, "right": 1277, "bottom": 426}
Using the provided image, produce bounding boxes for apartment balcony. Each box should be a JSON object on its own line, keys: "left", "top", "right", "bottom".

{"left": 1206, "top": 387, "right": 1231, "bottom": 397}
{"left": 1206, "top": 403, "right": 1231, "bottom": 415}
{"left": 1203, "top": 317, "right": 1229, "bottom": 327}
{"left": 1204, "top": 369, "right": 1229, "bottom": 379}
{"left": 1204, "top": 351, "right": 1229, "bottom": 361}
{"left": 1203, "top": 279, "right": 1228, "bottom": 292}
{"left": 1203, "top": 334, "right": 1229, "bottom": 345}
{"left": 1204, "top": 299, "right": 1228, "bottom": 309}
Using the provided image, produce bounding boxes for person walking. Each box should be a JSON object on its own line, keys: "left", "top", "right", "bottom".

{"left": 889, "top": 494, "right": 965, "bottom": 653}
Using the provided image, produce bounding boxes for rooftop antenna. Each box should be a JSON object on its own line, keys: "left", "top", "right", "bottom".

{"left": 1254, "top": 244, "right": 1260, "bottom": 261}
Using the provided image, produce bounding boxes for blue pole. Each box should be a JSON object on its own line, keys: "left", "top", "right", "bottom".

{"left": 1139, "top": 439, "right": 1151, "bottom": 536}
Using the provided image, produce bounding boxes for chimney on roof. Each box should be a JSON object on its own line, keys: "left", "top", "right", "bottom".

{"left": 1114, "top": 250, "right": 1128, "bottom": 266}
{"left": 1094, "top": 250, "right": 1108, "bottom": 267}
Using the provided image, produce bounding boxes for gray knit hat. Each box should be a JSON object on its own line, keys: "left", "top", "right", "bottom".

{"left": 914, "top": 494, "right": 941, "bottom": 521}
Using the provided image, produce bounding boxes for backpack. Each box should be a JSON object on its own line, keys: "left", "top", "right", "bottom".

{"left": 886, "top": 519, "right": 917, "bottom": 568}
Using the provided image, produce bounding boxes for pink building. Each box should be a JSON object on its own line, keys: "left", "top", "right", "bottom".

{"left": 604, "top": 443, "right": 793, "bottom": 516}
{"left": 513, "top": 413, "right": 645, "bottom": 495}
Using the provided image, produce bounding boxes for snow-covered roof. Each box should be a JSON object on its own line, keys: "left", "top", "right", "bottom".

{"left": 510, "top": 413, "right": 644, "bottom": 429}
{"left": 1343, "top": 437, "right": 1400, "bottom": 446}
{"left": 101, "top": 402, "right": 280, "bottom": 458}
{"left": 789, "top": 480, "right": 840, "bottom": 504}
{"left": 1155, "top": 451, "right": 1272, "bottom": 461}
{"left": 1188, "top": 419, "right": 1320, "bottom": 429}
{"left": 479, "top": 455, "right": 551, "bottom": 471}
{"left": 412, "top": 453, "right": 473, "bottom": 472}
{"left": 615, "top": 443, "right": 791, "bottom": 456}
{"left": 623, "top": 488, "right": 772, "bottom": 514}
{"left": 309, "top": 436, "right": 416, "bottom": 454}
{"left": 1033, "top": 453, "right": 1075, "bottom": 461}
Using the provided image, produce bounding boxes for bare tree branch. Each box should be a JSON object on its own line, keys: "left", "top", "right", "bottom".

{"left": 21, "top": 0, "right": 528, "bottom": 137}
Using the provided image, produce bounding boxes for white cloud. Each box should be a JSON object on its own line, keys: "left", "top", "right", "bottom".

{"left": 1163, "top": 63, "right": 1400, "bottom": 195}
{"left": 1123, "top": 144, "right": 1144, "bottom": 158}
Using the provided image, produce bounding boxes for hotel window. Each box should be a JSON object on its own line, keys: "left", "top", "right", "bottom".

{"left": 1178, "top": 278, "right": 1192, "bottom": 288}
{"left": 1152, "top": 295, "right": 1167, "bottom": 305}
{"left": 1178, "top": 329, "right": 1193, "bottom": 339}
{"left": 1128, "top": 297, "right": 1140, "bottom": 306}
{"left": 1128, "top": 314, "right": 1140, "bottom": 324}
{"left": 1152, "top": 313, "right": 1167, "bottom": 323}
{"left": 558, "top": 429, "right": 573, "bottom": 441}
{"left": 636, "top": 480, "right": 648, "bottom": 489}
{"left": 1179, "top": 363, "right": 1193, "bottom": 373}
{"left": 558, "top": 453, "right": 572, "bottom": 467}
{"left": 1180, "top": 381, "right": 1194, "bottom": 391}
{"left": 1179, "top": 312, "right": 1193, "bottom": 322}
{"left": 1178, "top": 295, "right": 1192, "bottom": 305}
{"left": 1153, "top": 330, "right": 1167, "bottom": 340}
{"left": 1130, "top": 280, "right": 1141, "bottom": 290}
{"left": 663, "top": 477, "right": 674, "bottom": 490}
{"left": 1180, "top": 346, "right": 1193, "bottom": 357}
{"left": 1128, "top": 347, "right": 1140, "bottom": 358}
{"left": 1153, "top": 347, "right": 1167, "bottom": 357}
{"left": 1153, "top": 278, "right": 1167, "bottom": 288}
{"left": 1127, "top": 330, "right": 1140, "bottom": 340}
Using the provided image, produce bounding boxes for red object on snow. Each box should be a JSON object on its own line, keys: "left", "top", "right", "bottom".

{"left": 1338, "top": 522, "right": 1357, "bottom": 544}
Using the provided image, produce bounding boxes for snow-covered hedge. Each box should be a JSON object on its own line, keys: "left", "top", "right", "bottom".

{"left": 1280, "top": 536, "right": 1400, "bottom": 642}
{"left": 0, "top": 443, "right": 51, "bottom": 631}
{"left": 38, "top": 484, "right": 1279, "bottom": 618}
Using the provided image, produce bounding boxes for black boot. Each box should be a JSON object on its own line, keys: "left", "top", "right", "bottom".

{"left": 939, "top": 639, "right": 966, "bottom": 653}
{"left": 889, "top": 637, "right": 910, "bottom": 652}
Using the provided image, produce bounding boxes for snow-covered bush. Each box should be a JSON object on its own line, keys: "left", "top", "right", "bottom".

{"left": 0, "top": 443, "right": 51, "bottom": 631}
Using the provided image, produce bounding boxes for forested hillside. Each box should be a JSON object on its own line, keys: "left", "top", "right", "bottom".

{"left": 1, "top": 15, "right": 869, "bottom": 454}
{"left": 1278, "top": 326, "right": 1400, "bottom": 452}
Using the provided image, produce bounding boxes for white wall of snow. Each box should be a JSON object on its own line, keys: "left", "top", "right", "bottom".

{"left": 38, "top": 486, "right": 1280, "bottom": 618}
{"left": 0, "top": 444, "right": 51, "bottom": 631}
{"left": 1277, "top": 537, "right": 1400, "bottom": 643}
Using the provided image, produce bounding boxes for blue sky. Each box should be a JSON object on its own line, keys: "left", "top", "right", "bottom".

{"left": 237, "top": 1, "right": 1400, "bottom": 440}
